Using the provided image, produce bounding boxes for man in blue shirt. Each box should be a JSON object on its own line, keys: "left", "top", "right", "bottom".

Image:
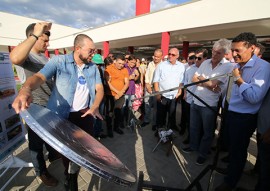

{"left": 215, "top": 32, "right": 270, "bottom": 191}
{"left": 153, "top": 48, "right": 185, "bottom": 132}
{"left": 12, "top": 33, "right": 104, "bottom": 191}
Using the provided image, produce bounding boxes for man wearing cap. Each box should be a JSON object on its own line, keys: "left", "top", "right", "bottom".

{"left": 10, "top": 22, "right": 59, "bottom": 187}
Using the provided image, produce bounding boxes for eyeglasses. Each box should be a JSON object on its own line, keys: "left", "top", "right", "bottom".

{"left": 168, "top": 53, "right": 177, "bottom": 57}
{"left": 195, "top": 57, "right": 203, "bottom": 61}
{"left": 188, "top": 55, "right": 196, "bottom": 60}
{"left": 44, "top": 31, "right": 51, "bottom": 37}
{"left": 81, "top": 47, "right": 96, "bottom": 55}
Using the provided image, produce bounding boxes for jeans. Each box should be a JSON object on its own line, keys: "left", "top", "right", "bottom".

{"left": 123, "top": 94, "right": 135, "bottom": 123}
{"left": 224, "top": 111, "right": 257, "bottom": 188}
{"left": 28, "top": 127, "right": 59, "bottom": 176}
{"left": 144, "top": 90, "right": 157, "bottom": 125}
{"left": 62, "top": 111, "right": 94, "bottom": 175}
{"left": 93, "top": 100, "right": 104, "bottom": 137}
{"left": 255, "top": 136, "right": 270, "bottom": 191}
{"left": 189, "top": 103, "right": 217, "bottom": 158}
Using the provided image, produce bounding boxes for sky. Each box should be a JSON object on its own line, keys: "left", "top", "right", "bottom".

{"left": 0, "top": 0, "right": 189, "bottom": 29}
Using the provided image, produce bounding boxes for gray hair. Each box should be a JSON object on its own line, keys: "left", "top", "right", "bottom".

{"left": 213, "top": 38, "right": 231, "bottom": 54}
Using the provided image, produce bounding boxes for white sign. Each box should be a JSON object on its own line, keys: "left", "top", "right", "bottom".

{"left": 0, "top": 52, "right": 25, "bottom": 161}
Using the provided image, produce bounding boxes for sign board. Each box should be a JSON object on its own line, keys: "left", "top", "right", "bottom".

{"left": 0, "top": 52, "right": 25, "bottom": 161}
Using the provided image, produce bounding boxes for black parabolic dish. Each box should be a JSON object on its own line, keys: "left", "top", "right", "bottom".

{"left": 20, "top": 104, "right": 136, "bottom": 187}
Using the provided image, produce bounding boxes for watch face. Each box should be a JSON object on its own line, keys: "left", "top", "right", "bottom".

{"left": 20, "top": 104, "right": 136, "bottom": 186}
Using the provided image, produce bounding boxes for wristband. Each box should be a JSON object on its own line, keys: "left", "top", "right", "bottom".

{"left": 30, "top": 33, "right": 39, "bottom": 40}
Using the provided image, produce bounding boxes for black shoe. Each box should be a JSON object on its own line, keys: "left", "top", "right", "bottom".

{"left": 215, "top": 167, "right": 228, "bottom": 175}
{"left": 48, "top": 153, "right": 62, "bottom": 163}
{"left": 215, "top": 182, "right": 233, "bottom": 191}
{"left": 107, "top": 131, "right": 114, "bottom": 138}
{"left": 179, "top": 128, "right": 185, "bottom": 135}
{"left": 99, "top": 133, "right": 107, "bottom": 138}
{"left": 119, "top": 123, "right": 125, "bottom": 129}
{"left": 141, "top": 122, "right": 150, "bottom": 127}
{"left": 221, "top": 155, "right": 229, "bottom": 163}
{"left": 38, "top": 171, "right": 58, "bottom": 187}
{"left": 244, "top": 168, "right": 259, "bottom": 177}
{"left": 64, "top": 173, "right": 78, "bottom": 191}
{"left": 152, "top": 125, "right": 157, "bottom": 131}
{"left": 154, "top": 131, "right": 158, "bottom": 137}
{"left": 182, "top": 147, "right": 194, "bottom": 154}
{"left": 182, "top": 138, "right": 189, "bottom": 145}
{"left": 196, "top": 156, "right": 206, "bottom": 165}
{"left": 114, "top": 128, "right": 124, "bottom": 134}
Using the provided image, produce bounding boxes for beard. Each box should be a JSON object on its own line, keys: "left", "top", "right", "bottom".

{"left": 79, "top": 54, "right": 91, "bottom": 64}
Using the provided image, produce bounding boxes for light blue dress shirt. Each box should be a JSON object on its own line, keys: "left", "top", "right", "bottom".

{"left": 39, "top": 53, "right": 102, "bottom": 118}
{"left": 228, "top": 54, "right": 270, "bottom": 114}
{"left": 153, "top": 60, "right": 185, "bottom": 99}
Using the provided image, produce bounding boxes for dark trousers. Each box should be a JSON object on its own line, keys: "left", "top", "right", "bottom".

{"left": 224, "top": 111, "right": 257, "bottom": 188}
{"left": 255, "top": 133, "right": 270, "bottom": 191}
{"left": 28, "top": 127, "right": 59, "bottom": 176}
{"left": 180, "top": 100, "right": 190, "bottom": 133}
{"left": 105, "top": 95, "right": 125, "bottom": 131}
{"left": 113, "top": 96, "right": 125, "bottom": 129}
{"left": 62, "top": 111, "right": 94, "bottom": 175}
{"left": 156, "top": 96, "right": 177, "bottom": 129}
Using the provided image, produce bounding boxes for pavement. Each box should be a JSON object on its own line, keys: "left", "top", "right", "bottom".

{"left": 0, "top": 110, "right": 259, "bottom": 191}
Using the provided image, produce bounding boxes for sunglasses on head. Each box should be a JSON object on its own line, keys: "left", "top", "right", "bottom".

{"left": 168, "top": 53, "right": 177, "bottom": 57}
{"left": 44, "top": 31, "right": 51, "bottom": 37}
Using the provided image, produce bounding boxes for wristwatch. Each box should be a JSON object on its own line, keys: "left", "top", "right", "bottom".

{"left": 233, "top": 76, "right": 241, "bottom": 82}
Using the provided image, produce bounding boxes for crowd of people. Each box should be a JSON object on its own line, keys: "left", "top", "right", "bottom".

{"left": 10, "top": 22, "right": 270, "bottom": 191}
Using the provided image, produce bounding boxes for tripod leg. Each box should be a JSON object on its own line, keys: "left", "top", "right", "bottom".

{"left": 152, "top": 139, "right": 162, "bottom": 152}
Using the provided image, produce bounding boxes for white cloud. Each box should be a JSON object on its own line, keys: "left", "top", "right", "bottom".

{"left": 0, "top": 0, "right": 188, "bottom": 29}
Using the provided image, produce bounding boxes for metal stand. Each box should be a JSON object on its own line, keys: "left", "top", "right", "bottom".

{"left": 0, "top": 154, "right": 33, "bottom": 191}
{"left": 137, "top": 74, "right": 233, "bottom": 191}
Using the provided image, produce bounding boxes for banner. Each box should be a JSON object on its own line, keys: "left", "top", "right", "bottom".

{"left": 0, "top": 52, "right": 25, "bottom": 161}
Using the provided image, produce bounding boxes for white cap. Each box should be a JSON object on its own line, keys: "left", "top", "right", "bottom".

{"left": 141, "top": 58, "right": 145, "bottom": 62}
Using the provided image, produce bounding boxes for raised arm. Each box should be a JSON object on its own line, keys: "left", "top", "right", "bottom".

{"left": 10, "top": 22, "right": 51, "bottom": 65}
{"left": 12, "top": 72, "right": 47, "bottom": 113}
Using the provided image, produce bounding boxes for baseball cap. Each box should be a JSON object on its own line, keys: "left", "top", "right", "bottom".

{"left": 92, "top": 54, "right": 104, "bottom": 64}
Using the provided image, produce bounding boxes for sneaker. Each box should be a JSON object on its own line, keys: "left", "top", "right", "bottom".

{"left": 38, "top": 171, "right": 58, "bottom": 187}
{"left": 182, "top": 147, "right": 194, "bottom": 154}
{"left": 114, "top": 128, "right": 124, "bottom": 135}
{"left": 196, "top": 156, "right": 206, "bottom": 165}
{"left": 141, "top": 122, "right": 150, "bottom": 127}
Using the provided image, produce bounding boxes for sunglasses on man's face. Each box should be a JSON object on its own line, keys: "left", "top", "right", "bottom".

{"left": 188, "top": 55, "right": 196, "bottom": 60}
{"left": 168, "top": 53, "right": 177, "bottom": 57}
{"left": 196, "top": 57, "right": 203, "bottom": 61}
